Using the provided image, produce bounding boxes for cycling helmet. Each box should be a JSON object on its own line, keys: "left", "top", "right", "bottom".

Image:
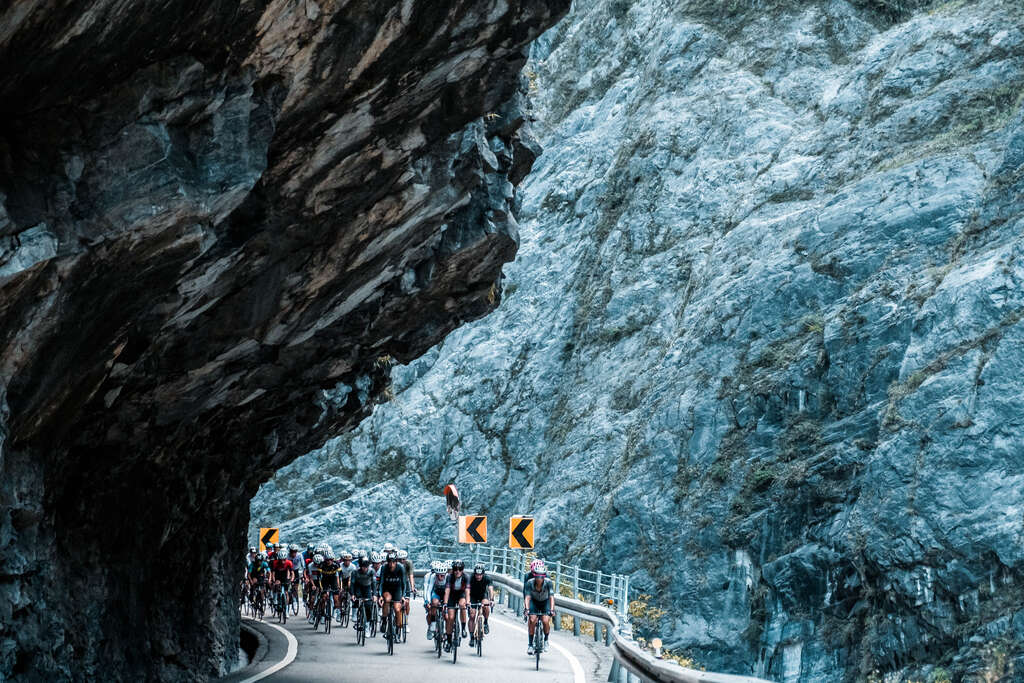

{"left": 248, "top": 546, "right": 257, "bottom": 553}
{"left": 429, "top": 561, "right": 440, "bottom": 572}
{"left": 474, "top": 563, "right": 485, "bottom": 574}
{"left": 313, "top": 553, "right": 324, "bottom": 564}
{"left": 370, "top": 552, "right": 383, "bottom": 563}
{"left": 451, "top": 560, "right": 465, "bottom": 570}
{"left": 289, "top": 543, "right": 299, "bottom": 552}
{"left": 257, "top": 552, "right": 266, "bottom": 560}
{"left": 276, "top": 542, "right": 284, "bottom": 550}
{"left": 530, "top": 559, "right": 545, "bottom": 572}
{"left": 356, "top": 549, "right": 368, "bottom": 559}
{"left": 396, "top": 549, "right": 408, "bottom": 560}
{"left": 358, "top": 557, "right": 370, "bottom": 568}
{"left": 385, "top": 550, "right": 398, "bottom": 562}
{"left": 324, "top": 549, "right": 335, "bottom": 560}
{"left": 533, "top": 561, "right": 547, "bottom": 576}
{"left": 340, "top": 551, "right": 352, "bottom": 561}
{"left": 382, "top": 542, "right": 395, "bottom": 552}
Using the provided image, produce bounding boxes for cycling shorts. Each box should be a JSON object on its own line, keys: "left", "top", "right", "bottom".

{"left": 528, "top": 602, "right": 552, "bottom": 616}
{"left": 430, "top": 589, "right": 445, "bottom": 603}
{"left": 446, "top": 593, "right": 467, "bottom": 608}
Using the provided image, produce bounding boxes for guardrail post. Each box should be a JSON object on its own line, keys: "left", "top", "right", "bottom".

{"left": 573, "top": 615, "right": 580, "bottom": 637}
{"left": 573, "top": 565, "right": 579, "bottom": 599}
{"left": 593, "top": 622, "right": 600, "bottom": 642}
{"left": 608, "top": 659, "right": 620, "bottom": 681}
{"left": 621, "top": 576, "right": 630, "bottom": 619}
{"left": 596, "top": 570, "right": 603, "bottom": 603}
{"left": 605, "top": 623, "right": 611, "bottom": 646}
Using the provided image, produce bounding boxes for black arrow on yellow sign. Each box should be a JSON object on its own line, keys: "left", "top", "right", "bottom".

{"left": 510, "top": 517, "right": 534, "bottom": 549}
{"left": 466, "top": 516, "right": 486, "bottom": 543}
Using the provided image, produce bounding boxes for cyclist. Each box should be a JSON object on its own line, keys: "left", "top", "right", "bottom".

{"left": 270, "top": 550, "right": 294, "bottom": 613}
{"left": 318, "top": 552, "right": 342, "bottom": 618}
{"left": 350, "top": 556, "right": 376, "bottom": 630}
{"left": 378, "top": 551, "right": 408, "bottom": 637}
{"left": 246, "top": 546, "right": 258, "bottom": 565}
{"left": 442, "top": 559, "right": 470, "bottom": 652}
{"left": 398, "top": 549, "right": 414, "bottom": 621}
{"left": 468, "top": 562, "right": 494, "bottom": 646}
{"left": 248, "top": 551, "right": 270, "bottom": 597}
{"left": 424, "top": 561, "right": 448, "bottom": 640}
{"left": 524, "top": 561, "right": 556, "bottom": 656}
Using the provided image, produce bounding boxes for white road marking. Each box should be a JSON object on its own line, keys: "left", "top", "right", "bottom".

{"left": 490, "top": 613, "right": 587, "bottom": 683}
{"left": 240, "top": 617, "right": 298, "bottom": 682}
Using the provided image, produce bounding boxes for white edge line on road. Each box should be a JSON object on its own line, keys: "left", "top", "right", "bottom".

{"left": 491, "top": 613, "right": 587, "bottom": 683}
{"left": 240, "top": 617, "right": 298, "bottom": 683}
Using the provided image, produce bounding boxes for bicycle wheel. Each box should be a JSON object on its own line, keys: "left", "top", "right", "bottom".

{"left": 386, "top": 614, "right": 394, "bottom": 656}
{"left": 325, "top": 596, "right": 333, "bottom": 634}
{"left": 339, "top": 595, "right": 350, "bottom": 628}
{"left": 476, "top": 622, "right": 482, "bottom": 657}
{"left": 369, "top": 603, "right": 378, "bottom": 638}
{"left": 535, "top": 628, "right": 542, "bottom": 671}
{"left": 452, "top": 629, "right": 458, "bottom": 664}
{"left": 290, "top": 589, "right": 299, "bottom": 616}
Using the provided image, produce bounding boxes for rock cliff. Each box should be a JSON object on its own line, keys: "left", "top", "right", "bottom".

{"left": 0, "top": 0, "right": 567, "bottom": 679}
{"left": 256, "top": 0, "right": 1024, "bottom": 680}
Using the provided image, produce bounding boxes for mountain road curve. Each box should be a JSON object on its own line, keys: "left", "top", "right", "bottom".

{"left": 229, "top": 601, "right": 609, "bottom": 682}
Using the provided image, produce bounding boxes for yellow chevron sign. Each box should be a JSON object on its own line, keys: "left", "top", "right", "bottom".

{"left": 259, "top": 527, "right": 279, "bottom": 551}
{"left": 458, "top": 515, "right": 487, "bottom": 543}
{"left": 509, "top": 516, "right": 534, "bottom": 549}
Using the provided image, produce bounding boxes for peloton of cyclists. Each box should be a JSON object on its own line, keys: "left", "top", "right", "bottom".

{"left": 244, "top": 539, "right": 566, "bottom": 660}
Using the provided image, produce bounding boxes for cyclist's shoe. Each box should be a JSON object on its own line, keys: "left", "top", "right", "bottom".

{"left": 469, "top": 636, "right": 476, "bottom": 647}
{"left": 462, "top": 627, "right": 468, "bottom": 638}
{"left": 528, "top": 645, "right": 535, "bottom": 656}
{"left": 444, "top": 640, "right": 451, "bottom": 653}
{"left": 484, "top": 622, "right": 489, "bottom": 634}
{"left": 427, "top": 625, "right": 434, "bottom": 640}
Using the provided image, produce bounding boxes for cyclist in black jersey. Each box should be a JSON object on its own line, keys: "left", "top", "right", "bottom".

{"left": 350, "top": 557, "right": 376, "bottom": 627}
{"left": 442, "top": 560, "right": 470, "bottom": 651}
{"left": 378, "top": 551, "right": 408, "bottom": 635}
{"left": 524, "top": 561, "right": 556, "bottom": 656}
{"left": 468, "top": 563, "right": 494, "bottom": 645}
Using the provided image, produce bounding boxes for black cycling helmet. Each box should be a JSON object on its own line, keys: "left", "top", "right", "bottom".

{"left": 473, "top": 563, "right": 484, "bottom": 574}
{"left": 452, "top": 559, "right": 465, "bottom": 570}
{"left": 358, "top": 557, "right": 370, "bottom": 568}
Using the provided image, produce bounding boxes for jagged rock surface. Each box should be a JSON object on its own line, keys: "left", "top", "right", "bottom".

{"left": 0, "top": 0, "right": 567, "bottom": 679}
{"left": 257, "top": 0, "right": 1024, "bottom": 681}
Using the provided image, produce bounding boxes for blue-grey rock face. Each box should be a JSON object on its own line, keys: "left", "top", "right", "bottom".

{"left": 255, "top": 0, "right": 1024, "bottom": 680}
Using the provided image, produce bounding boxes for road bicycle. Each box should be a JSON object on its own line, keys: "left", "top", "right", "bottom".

{"left": 447, "top": 604, "right": 466, "bottom": 664}
{"left": 469, "top": 602, "right": 485, "bottom": 657}
{"left": 368, "top": 599, "right": 379, "bottom": 638}
{"left": 533, "top": 618, "right": 545, "bottom": 671}
{"left": 382, "top": 604, "right": 397, "bottom": 656}
{"left": 352, "top": 598, "right": 369, "bottom": 646}
{"left": 313, "top": 588, "right": 336, "bottom": 633}
{"left": 249, "top": 583, "right": 266, "bottom": 621}
{"left": 288, "top": 581, "right": 300, "bottom": 616}
{"left": 273, "top": 583, "right": 288, "bottom": 624}
{"left": 433, "top": 610, "right": 444, "bottom": 658}
{"left": 337, "top": 590, "right": 351, "bottom": 629}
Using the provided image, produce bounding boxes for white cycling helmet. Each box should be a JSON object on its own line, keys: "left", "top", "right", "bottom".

{"left": 313, "top": 553, "right": 324, "bottom": 564}
{"left": 370, "top": 551, "right": 383, "bottom": 563}
{"left": 396, "top": 549, "right": 408, "bottom": 560}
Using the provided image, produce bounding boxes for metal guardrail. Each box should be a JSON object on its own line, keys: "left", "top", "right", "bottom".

{"left": 420, "top": 545, "right": 771, "bottom": 683}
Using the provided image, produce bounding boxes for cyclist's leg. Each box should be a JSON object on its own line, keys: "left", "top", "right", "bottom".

{"left": 542, "top": 613, "right": 551, "bottom": 636}
{"left": 381, "top": 591, "right": 392, "bottom": 629}
{"left": 393, "top": 599, "right": 403, "bottom": 629}
{"left": 468, "top": 604, "right": 477, "bottom": 633}
{"left": 458, "top": 597, "right": 468, "bottom": 634}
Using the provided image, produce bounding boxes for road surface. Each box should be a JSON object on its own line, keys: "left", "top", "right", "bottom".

{"left": 235, "top": 600, "right": 610, "bottom": 682}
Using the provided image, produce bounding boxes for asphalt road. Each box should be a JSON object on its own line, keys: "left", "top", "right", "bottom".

{"left": 238, "top": 600, "right": 608, "bottom": 682}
